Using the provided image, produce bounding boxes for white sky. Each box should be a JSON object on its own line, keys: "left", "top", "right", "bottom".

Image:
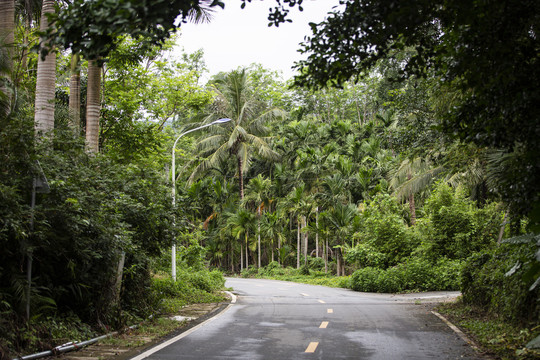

{"left": 175, "top": 0, "right": 341, "bottom": 80}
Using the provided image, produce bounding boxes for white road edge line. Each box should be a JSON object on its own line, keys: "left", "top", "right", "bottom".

{"left": 130, "top": 291, "right": 236, "bottom": 360}
{"left": 431, "top": 311, "right": 481, "bottom": 353}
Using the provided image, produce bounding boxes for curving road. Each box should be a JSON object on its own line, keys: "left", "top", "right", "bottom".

{"left": 131, "top": 278, "right": 482, "bottom": 359}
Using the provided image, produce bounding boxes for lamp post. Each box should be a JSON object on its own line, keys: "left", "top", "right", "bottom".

{"left": 171, "top": 118, "right": 232, "bottom": 281}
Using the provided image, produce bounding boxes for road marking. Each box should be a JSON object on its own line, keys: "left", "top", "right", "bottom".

{"left": 318, "top": 300, "right": 326, "bottom": 304}
{"left": 327, "top": 308, "right": 333, "bottom": 314}
{"left": 319, "top": 321, "right": 329, "bottom": 329}
{"left": 129, "top": 302, "right": 235, "bottom": 360}
{"left": 300, "top": 293, "right": 310, "bottom": 297}
{"left": 431, "top": 311, "right": 481, "bottom": 352}
{"left": 305, "top": 342, "right": 319, "bottom": 353}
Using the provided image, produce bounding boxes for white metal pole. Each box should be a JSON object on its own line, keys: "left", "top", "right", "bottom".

{"left": 171, "top": 118, "right": 231, "bottom": 281}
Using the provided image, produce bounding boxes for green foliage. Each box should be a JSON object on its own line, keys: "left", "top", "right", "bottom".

{"left": 345, "top": 242, "right": 386, "bottom": 269}
{"left": 151, "top": 269, "right": 226, "bottom": 314}
{"left": 461, "top": 234, "right": 540, "bottom": 325}
{"left": 350, "top": 258, "right": 462, "bottom": 293}
{"left": 356, "top": 194, "right": 412, "bottom": 267}
{"left": 178, "top": 237, "right": 207, "bottom": 271}
{"left": 438, "top": 301, "right": 540, "bottom": 360}
{"left": 420, "top": 183, "right": 501, "bottom": 260}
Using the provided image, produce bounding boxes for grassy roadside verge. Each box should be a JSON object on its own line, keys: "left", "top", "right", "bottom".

{"left": 436, "top": 300, "right": 540, "bottom": 360}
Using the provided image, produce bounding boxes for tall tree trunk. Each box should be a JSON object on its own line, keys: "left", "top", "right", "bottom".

{"left": 315, "top": 208, "right": 319, "bottom": 257}
{"left": 257, "top": 208, "right": 261, "bottom": 268}
{"left": 302, "top": 216, "right": 308, "bottom": 266}
{"left": 238, "top": 157, "right": 244, "bottom": 200}
{"left": 85, "top": 59, "right": 101, "bottom": 152}
{"left": 277, "top": 236, "right": 281, "bottom": 265}
{"left": 68, "top": 52, "right": 81, "bottom": 135}
{"left": 230, "top": 243, "right": 234, "bottom": 273}
{"left": 245, "top": 233, "right": 249, "bottom": 269}
{"left": 240, "top": 242, "right": 243, "bottom": 271}
{"left": 34, "top": 0, "right": 56, "bottom": 136}
{"left": 407, "top": 173, "right": 416, "bottom": 225}
{"left": 0, "top": 0, "right": 15, "bottom": 65}
{"left": 296, "top": 220, "right": 300, "bottom": 269}
{"left": 324, "top": 237, "right": 328, "bottom": 273}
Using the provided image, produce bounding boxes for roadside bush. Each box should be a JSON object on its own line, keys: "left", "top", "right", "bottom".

{"left": 461, "top": 234, "right": 540, "bottom": 324}
{"left": 345, "top": 242, "right": 386, "bottom": 269}
{"left": 357, "top": 194, "right": 413, "bottom": 267}
{"left": 350, "top": 267, "right": 384, "bottom": 292}
{"left": 421, "top": 183, "right": 501, "bottom": 260}
{"left": 307, "top": 257, "right": 325, "bottom": 271}
{"left": 349, "top": 257, "right": 462, "bottom": 293}
{"left": 240, "top": 266, "right": 259, "bottom": 278}
{"left": 151, "top": 269, "right": 226, "bottom": 314}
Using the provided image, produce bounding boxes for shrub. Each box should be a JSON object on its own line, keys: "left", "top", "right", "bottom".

{"left": 349, "top": 257, "right": 463, "bottom": 293}
{"left": 357, "top": 194, "right": 413, "bottom": 267}
{"left": 345, "top": 242, "right": 386, "bottom": 269}
{"left": 461, "top": 234, "right": 540, "bottom": 324}
{"left": 421, "top": 183, "right": 501, "bottom": 260}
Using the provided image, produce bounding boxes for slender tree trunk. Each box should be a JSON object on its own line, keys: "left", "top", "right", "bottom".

{"left": 315, "top": 208, "right": 319, "bottom": 257}
{"left": 240, "top": 242, "right": 243, "bottom": 271}
{"left": 257, "top": 208, "right": 261, "bottom": 268}
{"left": 324, "top": 237, "right": 328, "bottom": 273}
{"left": 296, "top": 220, "right": 300, "bottom": 269}
{"left": 302, "top": 216, "right": 308, "bottom": 266}
{"left": 231, "top": 243, "right": 234, "bottom": 273}
{"left": 407, "top": 173, "right": 416, "bottom": 226}
{"left": 238, "top": 157, "right": 244, "bottom": 200}
{"left": 498, "top": 212, "right": 509, "bottom": 245}
{"left": 245, "top": 232, "right": 249, "bottom": 269}
{"left": 0, "top": 0, "right": 14, "bottom": 65}
{"left": 277, "top": 236, "right": 281, "bottom": 265}
{"left": 68, "top": 52, "right": 81, "bottom": 135}
{"left": 86, "top": 59, "right": 101, "bottom": 152}
{"left": 34, "top": 0, "right": 56, "bottom": 136}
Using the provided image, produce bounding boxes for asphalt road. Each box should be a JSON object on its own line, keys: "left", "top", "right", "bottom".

{"left": 131, "top": 278, "right": 482, "bottom": 359}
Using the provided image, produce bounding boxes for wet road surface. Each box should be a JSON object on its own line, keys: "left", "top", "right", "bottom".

{"left": 130, "top": 278, "right": 482, "bottom": 359}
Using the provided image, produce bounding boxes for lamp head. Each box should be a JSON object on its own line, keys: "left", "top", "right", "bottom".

{"left": 211, "top": 118, "right": 232, "bottom": 124}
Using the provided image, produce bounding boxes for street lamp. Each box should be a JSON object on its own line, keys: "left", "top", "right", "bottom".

{"left": 171, "top": 118, "right": 232, "bottom": 281}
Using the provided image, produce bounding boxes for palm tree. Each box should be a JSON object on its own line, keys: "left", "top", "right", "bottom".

{"left": 389, "top": 156, "right": 443, "bottom": 225}
{"left": 34, "top": 0, "right": 56, "bottom": 136}
{"left": 0, "top": 0, "right": 14, "bottom": 69}
{"left": 225, "top": 208, "right": 255, "bottom": 271}
{"left": 326, "top": 202, "right": 358, "bottom": 276}
{"left": 85, "top": 59, "right": 100, "bottom": 152}
{"left": 243, "top": 174, "right": 271, "bottom": 268}
{"left": 190, "top": 69, "right": 284, "bottom": 199}
{"left": 284, "top": 184, "right": 313, "bottom": 268}
{"left": 262, "top": 210, "right": 285, "bottom": 264}
{"left": 68, "top": 52, "right": 81, "bottom": 134}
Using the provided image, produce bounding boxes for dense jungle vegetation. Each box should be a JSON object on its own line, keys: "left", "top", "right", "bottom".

{"left": 0, "top": 0, "right": 538, "bottom": 358}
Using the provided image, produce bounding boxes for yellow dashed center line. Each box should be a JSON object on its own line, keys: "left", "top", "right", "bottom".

{"left": 300, "top": 293, "right": 310, "bottom": 297}
{"left": 318, "top": 300, "right": 326, "bottom": 304}
{"left": 305, "top": 342, "right": 319, "bottom": 353}
{"left": 319, "top": 321, "right": 329, "bottom": 329}
{"left": 327, "top": 308, "right": 333, "bottom": 314}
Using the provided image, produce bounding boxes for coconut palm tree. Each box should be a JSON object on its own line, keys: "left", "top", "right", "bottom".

{"left": 389, "top": 156, "right": 443, "bottom": 225}
{"left": 190, "top": 69, "right": 284, "bottom": 199}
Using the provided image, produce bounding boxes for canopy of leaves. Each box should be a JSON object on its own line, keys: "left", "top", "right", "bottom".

{"left": 49, "top": 0, "right": 224, "bottom": 59}
{"left": 289, "top": 0, "right": 539, "bottom": 221}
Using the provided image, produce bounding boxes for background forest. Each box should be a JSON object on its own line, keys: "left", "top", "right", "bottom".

{"left": 0, "top": 0, "right": 539, "bottom": 358}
